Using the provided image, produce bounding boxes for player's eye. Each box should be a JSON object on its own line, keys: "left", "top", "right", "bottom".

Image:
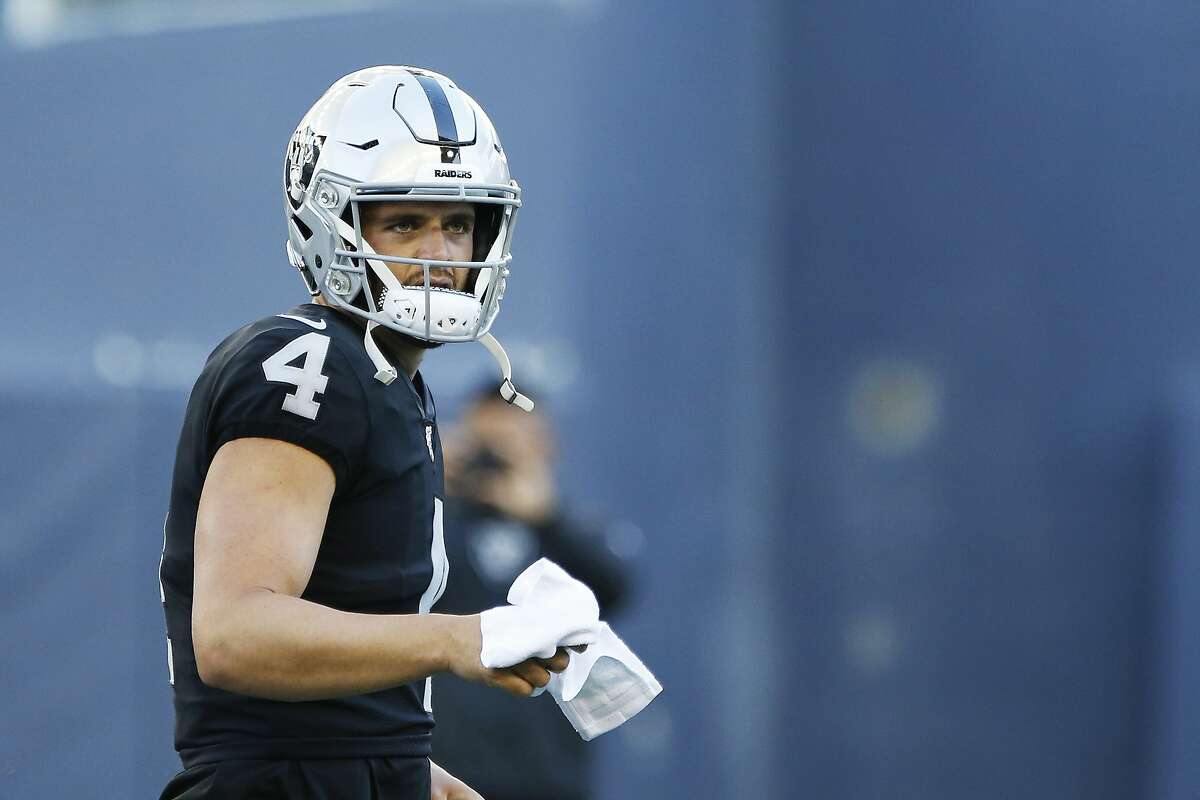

{"left": 382, "top": 215, "right": 423, "bottom": 234}
{"left": 444, "top": 215, "right": 474, "bottom": 235}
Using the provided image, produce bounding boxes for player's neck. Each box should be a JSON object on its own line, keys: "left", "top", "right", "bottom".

{"left": 377, "top": 331, "right": 425, "bottom": 379}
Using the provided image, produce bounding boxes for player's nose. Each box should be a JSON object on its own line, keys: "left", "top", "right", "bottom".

{"left": 414, "top": 228, "right": 450, "bottom": 261}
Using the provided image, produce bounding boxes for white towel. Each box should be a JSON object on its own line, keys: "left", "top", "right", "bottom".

{"left": 479, "top": 560, "right": 600, "bottom": 668}
{"left": 478, "top": 558, "right": 663, "bottom": 740}
{"left": 544, "top": 621, "right": 663, "bottom": 741}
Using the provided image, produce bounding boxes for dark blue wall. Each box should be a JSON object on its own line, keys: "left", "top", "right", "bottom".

{"left": 772, "top": 2, "right": 1200, "bottom": 797}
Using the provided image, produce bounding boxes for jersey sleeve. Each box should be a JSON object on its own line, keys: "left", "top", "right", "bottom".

{"left": 206, "top": 326, "right": 370, "bottom": 490}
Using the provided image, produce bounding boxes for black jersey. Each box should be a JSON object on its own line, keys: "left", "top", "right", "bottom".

{"left": 159, "top": 303, "right": 448, "bottom": 768}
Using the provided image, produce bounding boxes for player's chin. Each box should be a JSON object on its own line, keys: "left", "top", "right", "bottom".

{"left": 381, "top": 326, "right": 443, "bottom": 351}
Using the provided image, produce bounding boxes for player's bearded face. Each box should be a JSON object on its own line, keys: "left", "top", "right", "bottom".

{"left": 358, "top": 201, "right": 475, "bottom": 299}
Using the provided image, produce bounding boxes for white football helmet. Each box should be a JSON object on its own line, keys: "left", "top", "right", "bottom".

{"left": 284, "top": 66, "right": 530, "bottom": 407}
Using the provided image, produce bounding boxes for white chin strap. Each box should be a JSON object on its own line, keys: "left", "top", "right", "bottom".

{"left": 362, "top": 318, "right": 533, "bottom": 413}
{"left": 480, "top": 332, "right": 535, "bottom": 412}
{"left": 364, "top": 322, "right": 398, "bottom": 385}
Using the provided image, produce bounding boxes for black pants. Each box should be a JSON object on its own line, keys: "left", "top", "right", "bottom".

{"left": 159, "top": 757, "right": 431, "bottom": 800}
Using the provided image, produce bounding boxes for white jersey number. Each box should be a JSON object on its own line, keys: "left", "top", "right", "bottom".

{"left": 159, "top": 513, "right": 174, "bottom": 686}
{"left": 419, "top": 498, "right": 449, "bottom": 712}
{"left": 261, "top": 333, "right": 331, "bottom": 420}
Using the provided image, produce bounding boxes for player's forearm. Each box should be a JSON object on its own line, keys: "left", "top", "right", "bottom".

{"left": 193, "top": 589, "right": 479, "bottom": 701}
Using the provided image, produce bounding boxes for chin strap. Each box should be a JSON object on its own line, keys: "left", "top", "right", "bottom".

{"left": 363, "top": 320, "right": 531, "bottom": 410}
{"left": 364, "top": 321, "right": 398, "bottom": 385}
{"left": 479, "top": 333, "right": 535, "bottom": 412}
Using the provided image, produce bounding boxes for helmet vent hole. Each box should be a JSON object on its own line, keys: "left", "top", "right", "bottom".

{"left": 292, "top": 215, "right": 313, "bottom": 241}
{"left": 315, "top": 255, "right": 323, "bottom": 269}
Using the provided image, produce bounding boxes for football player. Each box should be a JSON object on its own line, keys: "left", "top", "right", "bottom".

{"left": 158, "top": 66, "right": 562, "bottom": 800}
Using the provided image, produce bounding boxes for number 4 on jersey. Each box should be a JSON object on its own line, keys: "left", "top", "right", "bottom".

{"left": 261, "top": 333, "right": 331, "bottom": 420}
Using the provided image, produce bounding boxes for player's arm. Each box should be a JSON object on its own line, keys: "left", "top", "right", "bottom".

{"left": 191, "top": 436, "right": 565, "bottom": 701}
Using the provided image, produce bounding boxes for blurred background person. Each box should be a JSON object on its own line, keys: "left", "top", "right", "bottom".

{"left": 431, "top": 384, "right": 633, "bottom": 800}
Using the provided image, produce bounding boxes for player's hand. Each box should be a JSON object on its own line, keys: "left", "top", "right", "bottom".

{"left": 482, "top": 648, "right": 571, "bottom": 698}
{"left": 445, "top": 616, "right": 572, "bottom": 697}
{"left": 430, "top": 759, "right": 484, "bottom": 800}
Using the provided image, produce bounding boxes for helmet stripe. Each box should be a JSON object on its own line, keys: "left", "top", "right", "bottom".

{"left": 414, "top": 73, "right": 459, "bottom": 144}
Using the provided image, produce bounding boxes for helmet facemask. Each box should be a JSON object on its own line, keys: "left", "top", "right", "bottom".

{"left": 302, "top": 175, "right": 519, "bottom": 345}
